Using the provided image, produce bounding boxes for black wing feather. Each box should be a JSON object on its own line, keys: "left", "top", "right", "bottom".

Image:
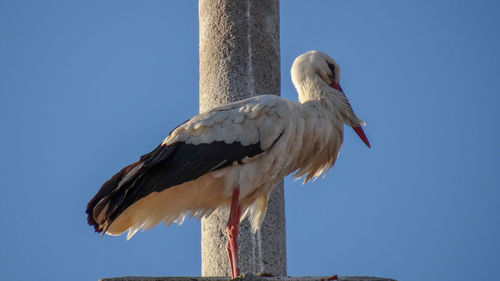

{"left": 86, "top": 140, "right": 267, "bottom": 233}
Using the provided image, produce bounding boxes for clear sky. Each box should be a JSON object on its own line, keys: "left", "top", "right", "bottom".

{"left": 1, "top": 1, "right": 499, "bottom": 281}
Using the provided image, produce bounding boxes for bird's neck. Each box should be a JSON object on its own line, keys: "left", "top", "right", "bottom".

{"left": 295, "top": 76, "right": 363, "bottom": 128}
{"left": 295, "top": 75, "right": 331, "bottom": 104}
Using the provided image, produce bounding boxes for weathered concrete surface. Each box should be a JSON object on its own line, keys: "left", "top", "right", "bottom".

{"left": 199, "top": 0, "right": 285, "bottom": 277}
{"left": 100, "top": 273, "right": 396, "bottom": 281}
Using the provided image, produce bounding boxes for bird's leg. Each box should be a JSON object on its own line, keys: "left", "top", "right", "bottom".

{"left": 226, "top": 187, "right": 241, "bottom": 279}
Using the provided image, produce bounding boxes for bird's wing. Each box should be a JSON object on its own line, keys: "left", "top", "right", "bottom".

{"left": 165, "top": 94, "right": 288, "bottom": 150}
{"left": 86, "top": 94, "right": 289, "bottom": 234}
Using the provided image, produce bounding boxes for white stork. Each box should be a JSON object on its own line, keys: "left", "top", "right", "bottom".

{"left": 86, "top": 50, "right": 370, "bottom": 278}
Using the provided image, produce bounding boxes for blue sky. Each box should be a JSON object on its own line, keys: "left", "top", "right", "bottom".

{"left": 1, "top": 1, "right": 499, "bottom": 281}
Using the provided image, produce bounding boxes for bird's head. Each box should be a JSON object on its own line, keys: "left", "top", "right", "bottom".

{"left": 291, "top": 50, "right": 371, "bottom": 148}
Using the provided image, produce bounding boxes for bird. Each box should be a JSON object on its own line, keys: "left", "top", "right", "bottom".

{"left": 86, "top": 50, "right": 370, "bottom": 278}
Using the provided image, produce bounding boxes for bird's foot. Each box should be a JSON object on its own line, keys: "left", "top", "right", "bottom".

{"left": 320, "top": 274, "right": 338, "bottom": 281}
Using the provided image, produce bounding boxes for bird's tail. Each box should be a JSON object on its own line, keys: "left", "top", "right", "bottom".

{"left": 86, "top": 160, "right": 143, "bottom": 234}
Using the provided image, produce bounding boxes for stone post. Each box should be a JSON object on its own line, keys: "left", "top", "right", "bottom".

{"left": 199, "top": 0, "right": 286, "bottom": 277}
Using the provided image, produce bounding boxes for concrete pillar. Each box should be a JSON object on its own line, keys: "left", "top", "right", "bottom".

{"left": 199, "top": 0, "right": 286, "bottom": 277}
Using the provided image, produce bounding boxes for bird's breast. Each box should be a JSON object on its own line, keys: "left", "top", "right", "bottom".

{"left": 285, "top": 102, "right": 344, "bottom": 182}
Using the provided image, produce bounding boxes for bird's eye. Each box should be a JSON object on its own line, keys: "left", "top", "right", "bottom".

{"left": 326, "top": 61, "right": 336, "bottom": 81}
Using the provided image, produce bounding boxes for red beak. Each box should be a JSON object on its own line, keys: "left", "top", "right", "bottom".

{"left": 331, "top": 81, "right": 343, "bottom": 92}
{"left": 331, "top": 81, "right": 371, "bottom": 148}
{"left": 353, "top": 127, "right": 371, "bottom": 148}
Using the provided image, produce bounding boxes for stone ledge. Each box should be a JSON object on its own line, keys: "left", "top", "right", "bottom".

{"left": 100, "top": 272, "right": 396, "bottom": 281}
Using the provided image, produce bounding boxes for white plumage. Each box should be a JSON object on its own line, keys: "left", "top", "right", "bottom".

{"left": 86, "top": 51, "right": 370, "bottom": 273}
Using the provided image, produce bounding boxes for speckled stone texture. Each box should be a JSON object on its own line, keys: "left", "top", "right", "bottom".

{"left": 100, "top": 273, "right": 397, "bottom": 281}
{"left": 199, "top": 0, "right": 285, "bottom": 277}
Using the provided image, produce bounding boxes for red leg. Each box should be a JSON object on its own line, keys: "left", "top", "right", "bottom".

{"left": 226, "top": 187, "right": 241, "bottom": 279}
